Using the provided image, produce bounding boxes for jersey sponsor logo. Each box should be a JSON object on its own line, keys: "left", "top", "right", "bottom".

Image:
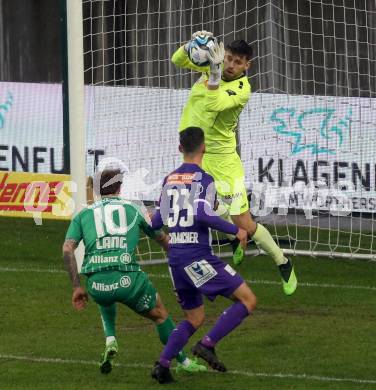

{"left": 120, "top": 253, "right": 132, "bottom": 264}
{"left": 222, "top": 191, "right": 243, "bottom": 205}
{"left": 226, "top": 89, "right": 236, "bottom": 96}
{"left": 223, "top": 191, "right": 242, "bottom": 200}
{"left": 166, "top": 173, "right": 195, "bottom": 185}
{"left": 224, "top": 264, "right": 236, "bottom": 276}
{"left": 136, "top": 293, "right": 153, "bottom": 312}
{"left": 119, "top": 275, "right": 131, "bottom": 288}
{"left": 92, "top": 281, "right": 119, "bottom": 292}
{"left": 169, "top": 231, "right": 199, "bottom": 244}
{"left": 184, "top": 260, "right": 218, "bottom": 288}
{"left": 89, "top": 255, "right": 118, "bottom": 264}
{"left": 96, "top": 236, "right": 127, "bottom": 250}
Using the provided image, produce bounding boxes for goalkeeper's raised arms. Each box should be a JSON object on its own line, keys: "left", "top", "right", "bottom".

{"left": 191, "top": 30, "right": 213, "bottom": 39}
{"left": 184, "top": 30, "right": 214, "bottom": 52}
{"left": 207, "top": 41, "right": 225, "bottom": 88}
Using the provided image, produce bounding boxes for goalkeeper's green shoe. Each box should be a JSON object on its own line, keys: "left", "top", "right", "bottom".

{"left": 175, "top": 358, "right": 207, "bottom": 373}
{"left": 279, "top": 259, "right": 298, "bottom": 296}
{"left": 99, "top": 339, "right": 118, "bottom": 374}
{"left": 230, "top": 238, "right": 244, "bottom": 266}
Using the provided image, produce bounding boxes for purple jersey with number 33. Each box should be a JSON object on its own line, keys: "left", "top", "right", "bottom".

{"left": 152, "top": 162, "right": 238, "bottom": 266}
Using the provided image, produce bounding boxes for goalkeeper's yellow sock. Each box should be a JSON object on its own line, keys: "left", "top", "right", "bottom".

{"left": 252, "top": 224, "right": 287, "bottom": 266}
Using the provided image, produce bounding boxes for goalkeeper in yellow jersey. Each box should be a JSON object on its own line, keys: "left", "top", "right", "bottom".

{"left": 171, "top": 31, "right": 297, "bottom": 295}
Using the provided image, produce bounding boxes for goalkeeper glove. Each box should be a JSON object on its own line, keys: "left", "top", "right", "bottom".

{"left": 184, "top": 30, "right": 214, "bottom": 52}
{"left": 192, "top": 30, "right": 213, "bottom": 39}
{"left": 207, "top": 40, "right": 225, "bottom": 87}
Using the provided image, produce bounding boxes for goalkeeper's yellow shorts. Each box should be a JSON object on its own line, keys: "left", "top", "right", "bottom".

{"left": 203, "top": 152, "right": 249, "bottom": 215}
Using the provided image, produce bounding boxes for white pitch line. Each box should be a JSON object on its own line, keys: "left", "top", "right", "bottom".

{"left": 0, "top": 354, "right": 148, "bottom": 369}
{"left": 245, "top": 279, "right": 376, "bottom": 292}
{"left": 0, "top": 267, "right": 65, "bottom": 274}
{"left": 0, "top": 354, "right": 375, "bottom": 385}
{"left": 229, "top": 368, "right": 376, "bottom": 385}
{"left": 147, "top": 273, "right": 376, "bottom": 292}
{"left": 1, "top": 267, "right": 375, "bottom": 292}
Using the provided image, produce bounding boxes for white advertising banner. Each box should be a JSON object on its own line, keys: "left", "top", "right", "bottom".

{"left": 1, "top": 81, "right": 375, "bottom": 212}
{"left": 240, "top": 94, "right": 376, "bottom": 214}
{"left": 86, "top": 85, "right": 185, "bottom": 200}
{"left": 0, "top": 83, "right": 65, "bottom": 173}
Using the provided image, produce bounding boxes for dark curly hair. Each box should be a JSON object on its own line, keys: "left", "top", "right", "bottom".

{"left": 226, "top": 40, "right": 253, "bottom": 60}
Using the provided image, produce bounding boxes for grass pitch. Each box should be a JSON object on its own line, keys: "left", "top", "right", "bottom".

{"left": 0, "top": 217, "right": 375, "bottom": 389}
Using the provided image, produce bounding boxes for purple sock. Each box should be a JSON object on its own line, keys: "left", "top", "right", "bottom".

{"left": 159, "top": 320, "right": 196, "bottom": 367}
{"left": 202, "top": 302, "right": 250, "bottom": 348}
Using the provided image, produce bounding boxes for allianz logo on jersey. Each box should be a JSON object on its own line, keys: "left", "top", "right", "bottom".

{"left": 92, "top": 281, "right": 120, "bottom": 291}
{"left": 169, "top": 232, "right": 199, "bottom": 244}
{"left": 92, "top": 276, "right": 131, "bottom": 292}
{"left": 89, "top": 253, "right": 131, "bottom": 265}
{"left": 89, "top": 255, "right": 119, "bottom": 264}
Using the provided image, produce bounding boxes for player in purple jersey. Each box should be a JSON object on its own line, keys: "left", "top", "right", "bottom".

{"left": 150, "top": 127, "right": 257, "bottom": 384}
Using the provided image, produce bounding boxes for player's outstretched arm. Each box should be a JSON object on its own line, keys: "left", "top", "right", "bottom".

{"left": 205, "top": 78, "right": 250, "bottom": 112}
{"left": 236, "top": 228, "right": 248, "bottom": 250}
{"left": 207, "top": 40, "right": 224, "bottom": 89}
{"left": 195, "top": 199, "right": 240, "bottom": 235}
{"left": 63, "top": 239, "right": 88, "bottom": 311}
{"left": 171, "top": 46, "right": 210, "bottom": 72}
{"left": 154, "top": 231, "right": 170, "bottom": 252}
{"left": 197, "top": 205, "right": 248, "bottom": 249}
{"left": 138, "top": 207, "right": 169, "bottom": 252}
{"left": 150, "top": 206, "right": 164, "bottom": 230}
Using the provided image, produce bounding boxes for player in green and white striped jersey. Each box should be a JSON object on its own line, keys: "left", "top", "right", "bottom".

{"left": 63, "top": 169, "right": 206, "bottom": 375}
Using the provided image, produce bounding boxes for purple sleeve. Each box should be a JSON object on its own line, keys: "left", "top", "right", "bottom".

{"left": 151, "top": 208, "right": 164, "bottom": 230}
{"left": 195, "top": 200, "right": 239, "bottom": 235}
{"left": 156, "top": 176, "right": 167, "bottom": 207}
{"left": 201, "top": 173, "right": 217, "bottom": 209}
{"left": 152, "top": 176, "right": 167, "bottom": 230}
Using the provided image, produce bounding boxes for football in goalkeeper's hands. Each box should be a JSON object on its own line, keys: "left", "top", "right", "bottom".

{"left": 187, "top": 35, "right": 216, "bottom": 66}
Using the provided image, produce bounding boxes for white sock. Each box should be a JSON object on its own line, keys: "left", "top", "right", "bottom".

{"left": 181, "top": 357, "right": 191, "bottom": 366}
{"left": 280, "top": 256, "right": 289, "bottom": 265}
{"left": 106, "top": 336, "right": 116, "bottom": 346}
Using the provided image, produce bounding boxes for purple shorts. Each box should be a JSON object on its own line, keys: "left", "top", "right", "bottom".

{"left": 168, "top": 255, "right": 244, "bottom": 310}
